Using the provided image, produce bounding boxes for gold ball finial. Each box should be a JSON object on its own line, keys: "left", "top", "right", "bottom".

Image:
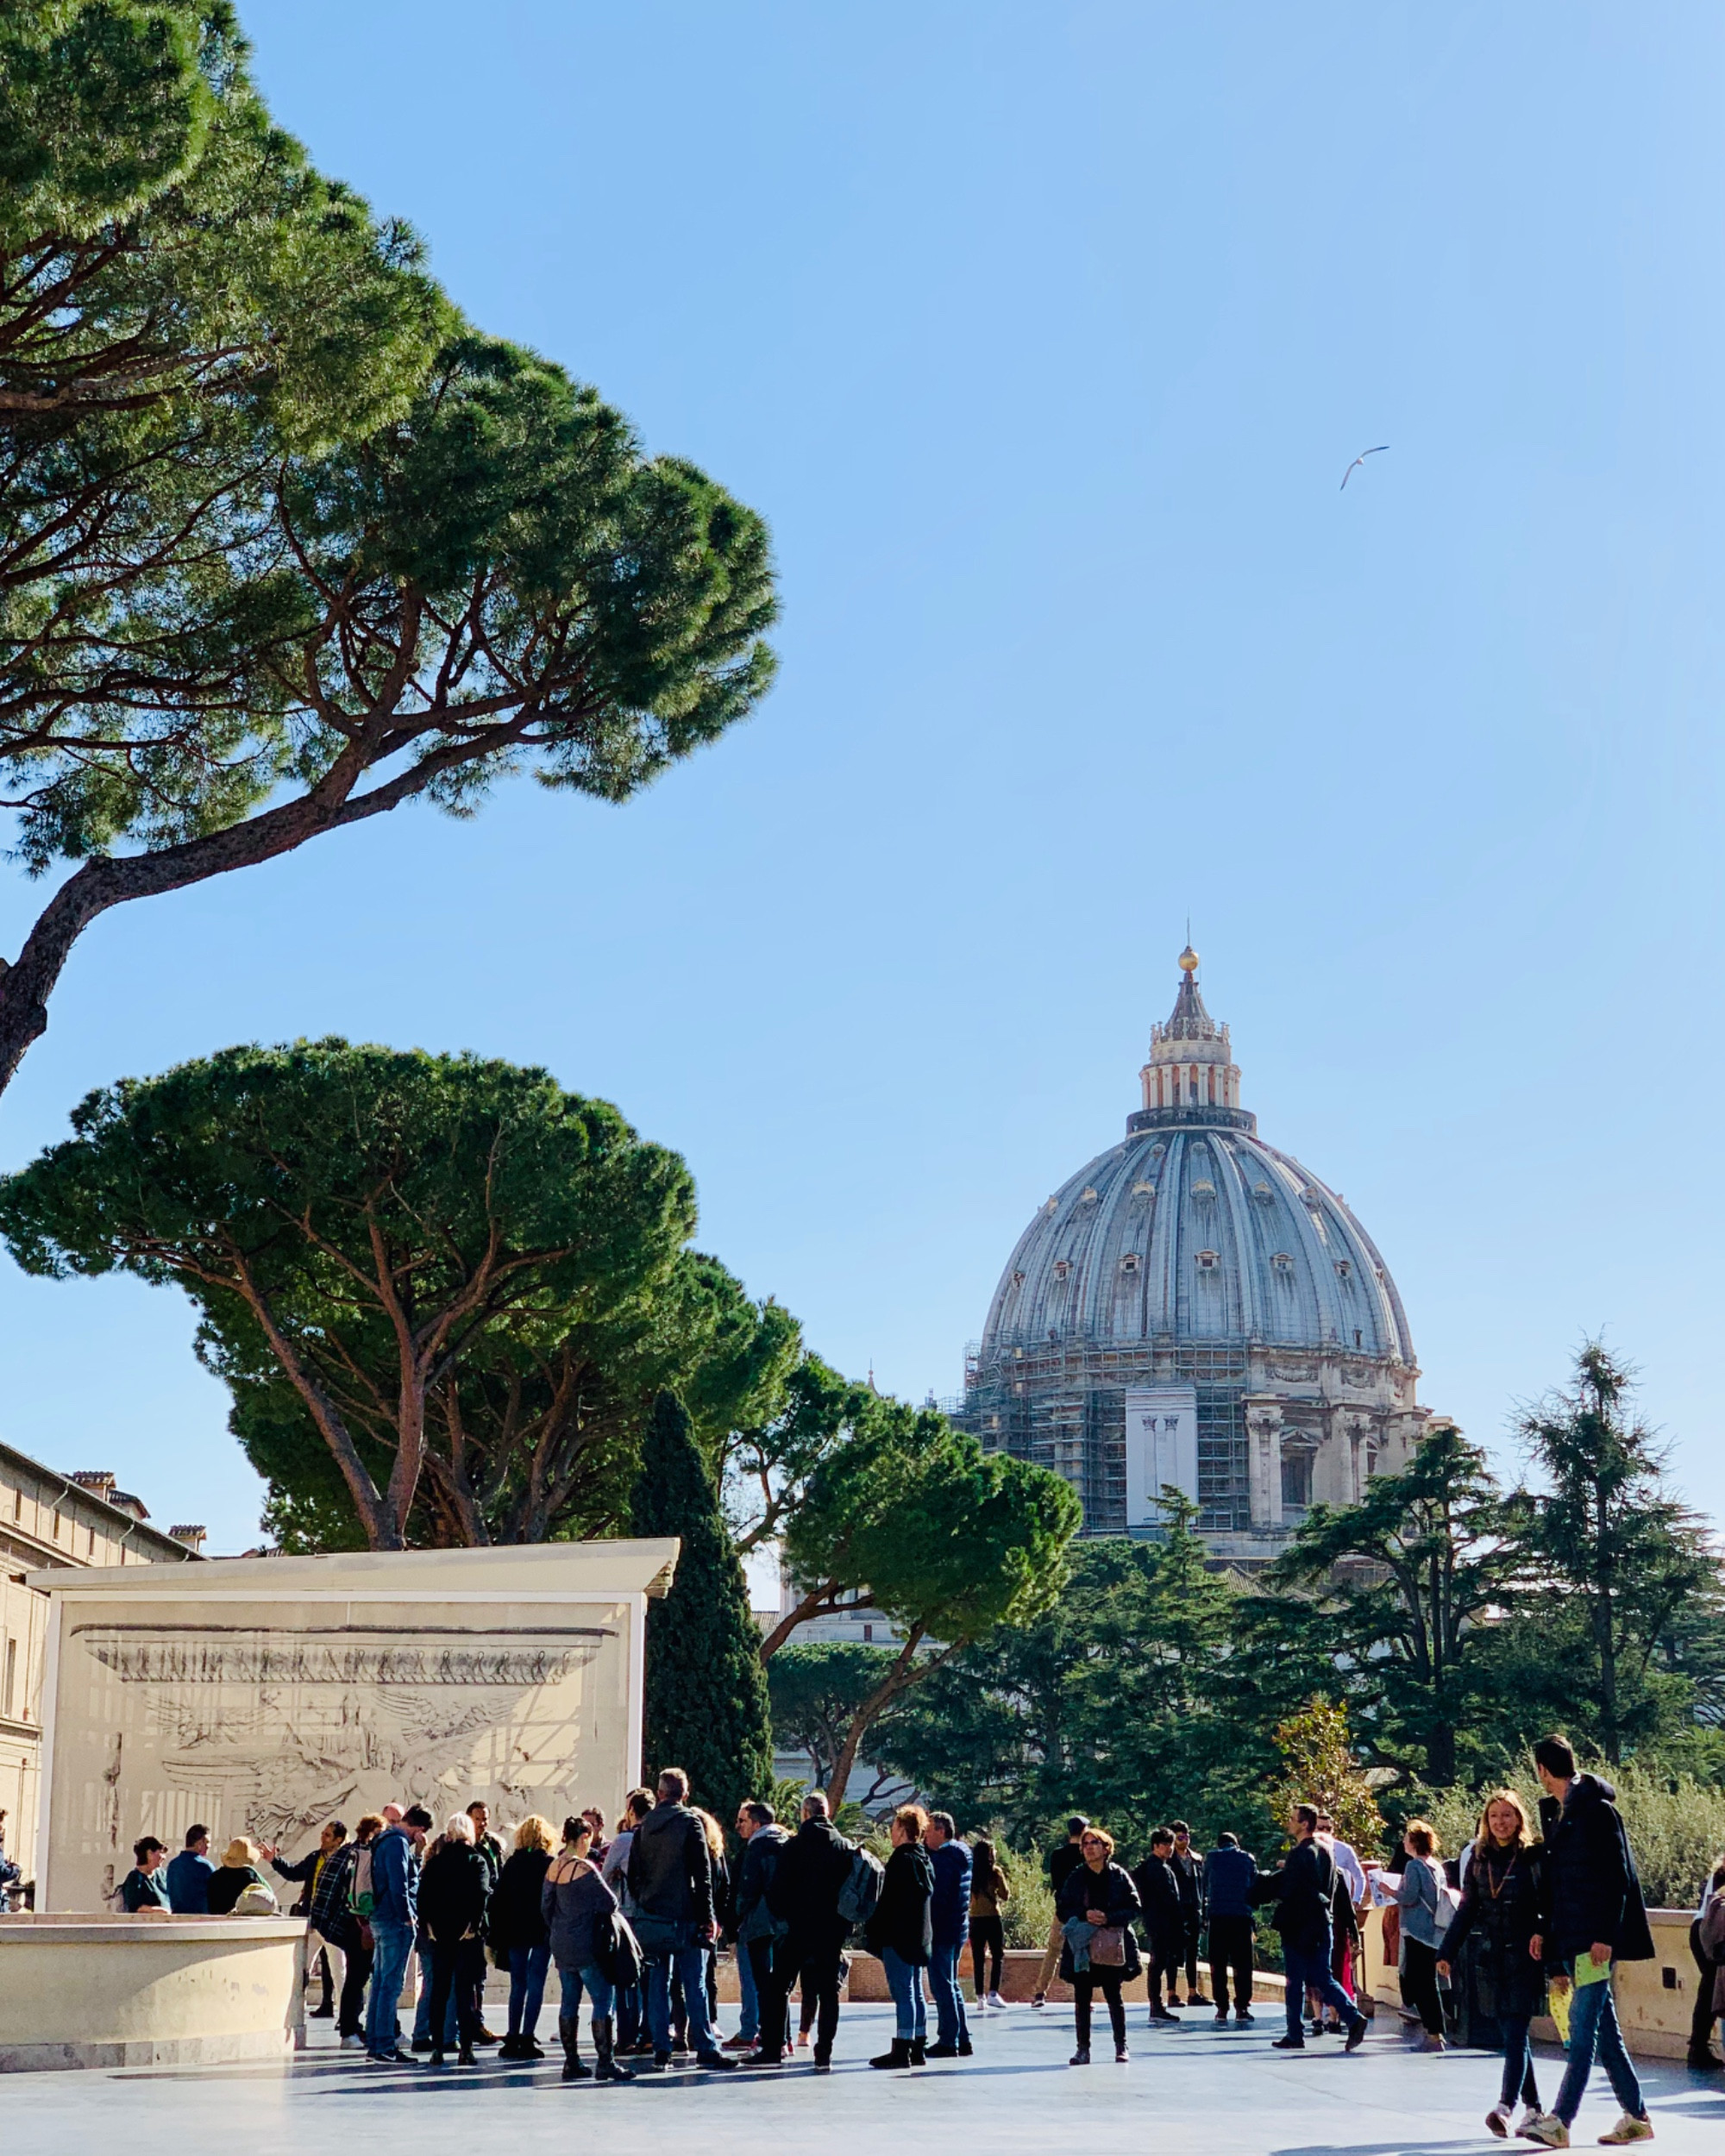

{"left": 1178, "top": 944, "right": 1200, "bottom": 974}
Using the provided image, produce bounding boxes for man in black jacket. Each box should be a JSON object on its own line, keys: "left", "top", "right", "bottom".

{"left": 731, "top": 1798, "right": 789, "bottom": 2058}
{"left": 1132, "top": 1829, "right": 1189, "bottom": 2023}
{"left": 1264, "top": 1806, "right": 1366, "bottom": 2053}
{"left": 760, "top": 1790, "right": 854, "bottom": 2070}
{"left": 625, "top": 1768, "right": 737, "bottom": 2072}
{"left": 1169, "top": 1821, "right": 1209, "bottom": 2006}
{"left": 1522, "top": 1737, "right": 1654, "bottom": 2147}
{"left": 1032, "top": 1816, "right": 1090, "bottom": 2009}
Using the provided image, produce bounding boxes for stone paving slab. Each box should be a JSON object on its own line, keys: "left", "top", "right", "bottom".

{"left": 3, "top": 2001, "right": 1721, "bottom": 2156}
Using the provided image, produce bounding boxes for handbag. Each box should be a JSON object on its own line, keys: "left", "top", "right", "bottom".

{"left": 1088, "top": 1924, "right": 1126, "bottom": 1967}
{"left": 597, "top": 1907, "right": 645, "bottom": 1990}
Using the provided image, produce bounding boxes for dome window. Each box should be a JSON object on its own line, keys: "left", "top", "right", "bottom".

{"left": 1195, "top": 1250, "right": 1219, "bottom": 1273}
{"left": 1120, "top": 1253, "right": 1141, "bottom": 1275}
{"left": 1010, "top": 1269, "right": 1026, "bottom": 1287}
{"left": 1191, "top": 1178, "right": 1217, "bottom": 1199}
{"left": 1252, "top": 1181, "right": 1273, "bottom": 1202}
{"left": 1052, "top": 1259, "right": 1072, "bottom": 1282}
{"left": 1334, "top": 1259, "right": 1352, "bottom": 1282}
{"left": 1080, "top": 1186, "right": 1099, "bottom": 1204}
{"left": 1132, "top": 1180, "right": 1156, "bottom": 1199}
{"left": 1270, "top": 1251, "right": 1295, "bottom": 1275}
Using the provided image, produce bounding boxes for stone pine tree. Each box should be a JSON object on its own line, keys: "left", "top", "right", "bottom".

{"left": 632, "top": 1390, "right": 774, "bottom": 1827}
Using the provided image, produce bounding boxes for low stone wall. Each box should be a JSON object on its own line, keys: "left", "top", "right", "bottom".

{"left": 1359, "top": 1904, "right": 1701, "bottom": 2062}
{"left": 0, "top": 1914, "right": 305, "bottom": 2072}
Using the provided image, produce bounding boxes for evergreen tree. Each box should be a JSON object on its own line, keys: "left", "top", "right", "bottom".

{"left": 1515, "top": 1341, "right": 1719, "bottom": 1762}
{"left": 632, "top": 1390, "right": 774, "bottom": 1827}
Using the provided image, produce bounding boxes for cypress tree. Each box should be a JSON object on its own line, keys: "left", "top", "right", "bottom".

{"left": 631, "top": 1389, "right": 774, "bottom": 1826}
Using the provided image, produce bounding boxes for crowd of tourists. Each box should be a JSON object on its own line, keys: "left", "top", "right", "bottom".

{"left": 108, "top": 1735, "right": 1724, "bottom": 2138}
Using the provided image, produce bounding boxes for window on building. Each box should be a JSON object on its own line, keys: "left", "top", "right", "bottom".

{"left": 862, "top": 1624, "right": 873, "bottom": 1641}
{"left": 1281, "top": 1450, "right": 1314, "bottom": 1512}
{"left": 3, "top": 1636, "right": 15, "bottom": 1719}
{"left": 88, "top": 1523, "right": 97, "bottom": 1557}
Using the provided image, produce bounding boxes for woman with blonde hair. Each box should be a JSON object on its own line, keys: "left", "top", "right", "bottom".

{"left": 1437, "top": 1792, "right": 1546, "bottom": 2134}
{"left": 207, "top": 1835, "right": 277, "bottom": 1916}
{"left": 491, "top": 1814, "right": 557, "bottom": 2059}
{"left": 418, "top": 1811, "right": 492, "bottom": 2066}
{"left": 865, "top": 1804, "right": 935, "bottom": 2069}
{"left": 1395, "top": 1819, "right": 1452, "bottom": 2051}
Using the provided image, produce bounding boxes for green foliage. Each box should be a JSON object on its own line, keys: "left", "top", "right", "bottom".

{"left": 632, "top": 1390, "right": 774, "bottom": 1829}
{"left": 1266, "top": 1697, "right": 1384, "bottom": 1859}
{"left": 0, "top": 1039, "right": 737, "bottom": 1549}
{"left": 1264, "top": 1423, "right": 1527, "bottom": 1785}
{"left": 767, "top": 1642, "right": 899, "bottom": 1793}
{"left": 0, "top": 8, "right": 777, "bottom": 1099}
{"left": 875, "top": 1508, "right": 1297, "bottom": 1858}
{"left": 1514, "top": 1341, "right": 1720, "bottom": 1762}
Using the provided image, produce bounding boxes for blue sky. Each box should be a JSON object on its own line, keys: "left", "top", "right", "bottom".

{"left": 3, "top": 2, "right": 1722, "bottom": 1551}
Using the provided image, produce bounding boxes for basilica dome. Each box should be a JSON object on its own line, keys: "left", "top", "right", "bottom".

{"left": 954, "top": 953, "right": 1430, "bottom": 1558}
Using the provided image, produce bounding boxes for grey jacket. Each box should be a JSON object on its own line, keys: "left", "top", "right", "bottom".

{"left": 543, "top": 1854, "right": 618, "bottom": 1971}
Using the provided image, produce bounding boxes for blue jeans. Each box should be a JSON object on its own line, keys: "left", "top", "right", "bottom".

{"left": 366, "top": 1919, "right": 415, "bottom": 2057}
{"left": 1283, "top": 1937, "right": 1362, "bottom": 2040}
{"left": 929, "top": 1940, "right": 969, "bottom": 2046}
{"left": 645, "top": 1934, "right": 718, "bottom": 2057}
{"left": 736, "top": 1940, "right": 759, "bottom": 2042}
{"left": 558, "top": 1963, "right": 616, "bottom": 2021}
{"left": 1499, "top": 2013, "right": 1540, "bottom": 2110}
{"left": 881, "top": 1946, "right": 927, "bottom": 2044}
{"left": 1554, "top": 1967, "right": 1643, "bottom": 2125}
{"left": 411, "top": 1944, "right": 459, "bottom": 2046}
{"left": 508, "top": 1944, "right": 550, "bottom": 2039}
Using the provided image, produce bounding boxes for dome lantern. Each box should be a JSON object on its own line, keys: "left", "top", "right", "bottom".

{"left": 1134, "top": 948, "right": 1248, "bottom": 1133}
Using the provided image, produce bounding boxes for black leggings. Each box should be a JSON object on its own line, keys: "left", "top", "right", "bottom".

{"left": 1074, "top": 1971, "right": 1126, "bottom": 2051}
{"left": 1402, "top": 1938, "right": 1445, "bottom": 2036}
{"left": 970, "top": 1914, "right": 1005, "bottom": 1996}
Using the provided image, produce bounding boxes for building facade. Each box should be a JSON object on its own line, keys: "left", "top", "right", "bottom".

{"left": 0, "top": 1448, "right": 201, "bottom": 1895}
{"left": 953, "top": 949, "right": 1433, "bottom": 1564}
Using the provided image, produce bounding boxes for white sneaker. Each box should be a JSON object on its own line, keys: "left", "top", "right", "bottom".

{"left": 1517, "top": 2109, "right": 1543, "bottom": 2136}
{"left": 987, "top": 1991, "right": 1008, "bottom": 2011}
{"left": 341, "top": 2034, "right": 366, "bottom": 2052}
{"left": 1597, "top": 2117, "right": 1653, "bottom": 2146}
{"left": 1487, "top": 2106, "right": 1514, "bottom": 2138}
{"left": 1520, "top": 2116, "right": 1570, "bottom": 2148}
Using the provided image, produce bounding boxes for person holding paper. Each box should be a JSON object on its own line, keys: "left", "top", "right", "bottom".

{"left": 1519, "top": 1736, "right": 1655, "bottom": 2149}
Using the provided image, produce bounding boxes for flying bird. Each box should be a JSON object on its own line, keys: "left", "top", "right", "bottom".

{"left": 1340, "top": 445, "right": 1389, "bottom": 492}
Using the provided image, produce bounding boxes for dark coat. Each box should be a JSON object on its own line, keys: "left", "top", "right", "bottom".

{"left": 488, "top": 1847, "right": 552, "bottom": 1954}
{"left": 1540, "top": 1774, "right": 1654, "bottom": 1964}
{"left": 1056, "top": 1859, "right": 1143, "bottom": 1984}
{"left": 866, "top": 1841, "right": 934, "bottom": 1966}
{"left": 1048, "top": 1839, "right": 1086, "bottom": 1898}
{"left": 1264, "top": 1836, "right": 1336, "bottom": 1952}
{"left": 1202, "top": 1845, "right": 1258, "bottom": 1921}
{"left": 1440, "top": 1840, "right": 1547, "bottom": 2021}
{"left": 733, "top": 1823, "right": 789, "bottom": 1944}
{"left": 164, "top": 1850, "right": 214, "bottom": 1915}
{"left": 770, "top": 1816, "right": 854, "bottom": 1950}
{"left": 120, "top": 1865, "right": 169, "bottom": 1912}
{"left": 206, "top": 1863, "right": 267, "bottom": 1916}
{"left": 1131, "top": 1853, "right": 1186, "bottom": 1953}
{"left": 1171, "top": 1847, "right": 1204, "bottom": 1928}
{"left": 930, "top": 1838, "right": 972, "bottom": 1950}
{"left": 418, "top": 1842, "right": 492, "bottom": 1947}
{"left": 625, "top": 1802, "right": 715, "bottom": 1933}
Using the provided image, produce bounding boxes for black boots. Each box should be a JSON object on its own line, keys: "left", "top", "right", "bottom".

{"left": 593, "top": 2015, "right": 632, "bottom": 2083}
{"left": 870, "top": 2037, "right": 913, "bottom": 2069}
{"left": 560, "top": 2015, "right": 593, "bottom": 2081}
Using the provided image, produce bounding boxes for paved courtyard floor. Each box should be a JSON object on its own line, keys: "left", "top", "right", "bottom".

{"left": 7, "top": 2005, "right": 1722, "bottom": 2156}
